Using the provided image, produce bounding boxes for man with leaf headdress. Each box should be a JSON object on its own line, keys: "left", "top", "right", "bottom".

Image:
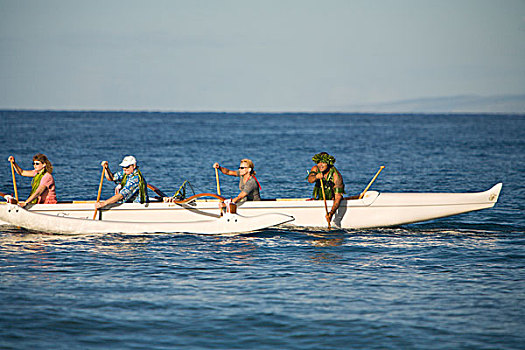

{"left": 307, "top": 152, "right": 345, "bottom": 223}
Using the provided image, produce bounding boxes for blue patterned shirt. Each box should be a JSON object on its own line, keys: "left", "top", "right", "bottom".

{"left": 114, "top": 169, "right": 149, "bottom": 203}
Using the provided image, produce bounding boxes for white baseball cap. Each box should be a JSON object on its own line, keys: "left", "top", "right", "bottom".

{"left": 119, "top": 155, "right": 137, "bottom": 167}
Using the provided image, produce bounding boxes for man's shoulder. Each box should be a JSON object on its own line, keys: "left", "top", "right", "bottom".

{"left": 331, "top": 166, "right": 343, "bottom": 177}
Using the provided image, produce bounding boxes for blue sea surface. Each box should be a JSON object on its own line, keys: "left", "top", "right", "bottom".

{"left": 0, "top": 111, "right": 524, "bottom": 349}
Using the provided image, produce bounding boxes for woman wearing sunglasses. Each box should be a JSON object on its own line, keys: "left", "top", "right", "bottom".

{"left": 213, "top": 158, "right": 261, "bottom": 205}
{"left": 8, "top": 154, "right": 57, "bottom": 207}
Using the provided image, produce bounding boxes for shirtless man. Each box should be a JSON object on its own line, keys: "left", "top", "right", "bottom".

{"left": 307, "top": 152, "right": 345, "bottom": 222}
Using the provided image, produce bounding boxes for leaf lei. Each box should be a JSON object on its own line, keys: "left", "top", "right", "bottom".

{"left": 312, "top": 153, "right": 335, "bottom": 165}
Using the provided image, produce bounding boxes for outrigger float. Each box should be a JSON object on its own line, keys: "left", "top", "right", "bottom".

{"left": 0, "top": 183, "right": 502, "bottom": 235}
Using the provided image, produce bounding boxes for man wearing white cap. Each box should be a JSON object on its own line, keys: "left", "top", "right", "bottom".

{"left": 95, "top": 155, "right": 149, "bottom": 209}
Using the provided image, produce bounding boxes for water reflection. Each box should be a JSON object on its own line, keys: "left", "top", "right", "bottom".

{"left": 310, "top": 251, "right": 343, "bottom": 264}
{"left": 0, "top": 229, "right": 88, "bottom": 252}
{"left": 89, "top": 234, "right": 156, "bottom": 257}
{"left": 302, "top": 230, "right": 345, "bottom": 246}
{"left": 299, "top": 230, "right": 346, "bottom": 264}
{"left": 202, "top": 235, "right": 259, "bottom": 265}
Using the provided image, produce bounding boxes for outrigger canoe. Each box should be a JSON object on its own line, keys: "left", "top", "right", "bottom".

{"left": 0, "top": 183, "right": 502, "bottom": 233}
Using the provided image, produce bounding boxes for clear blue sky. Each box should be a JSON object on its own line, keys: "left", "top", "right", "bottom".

{"left": 1, "top": 0, "right": 524, "bottom": 111}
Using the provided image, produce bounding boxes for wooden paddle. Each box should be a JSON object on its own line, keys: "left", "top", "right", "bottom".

{"left": 10, "top": 160, "right": 19, "bottom": 202}
{"left": 93, "top": 166, "right": 105, "bottom": 220}
{"left": 319, "top": 178, "right": 331, "bottom": 229}
{"left": 215, "top": 167, "right": 221, "bottom": 195}
{"left": 214, "top": 167, "right": 225, "bottom": 215}
{"left": 359, "top": 166, "right": 385, "bottom": 199}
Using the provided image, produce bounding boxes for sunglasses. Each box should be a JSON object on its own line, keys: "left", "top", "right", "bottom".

{"left": 239, "top": 166, "right": 248, "bottom": 169}
{"left": 122, "top": 165, "right": 133, "bottom": 169}
{"left": 33, "top": 161, "right": 42, "bottom": 165}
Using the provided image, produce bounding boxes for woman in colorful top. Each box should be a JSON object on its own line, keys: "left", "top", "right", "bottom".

{"left": 95, "top": 155, "right": 148, "bottom": 209}
{"left": 8, "top": 154, "right": 57, "bottom": 207}
{"left": 307, "top": 152, "right": 345, "bottom": 222}
{"left": 213, "top": 159, "right": 261, "bottom": 204}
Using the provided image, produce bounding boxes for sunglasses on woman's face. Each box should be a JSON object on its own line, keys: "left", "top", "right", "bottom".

{"left": 239, "top": 166, "right": 247, "bottom": 169}
{"left": 33, "top": 162, "right": 41, "bottom": 165}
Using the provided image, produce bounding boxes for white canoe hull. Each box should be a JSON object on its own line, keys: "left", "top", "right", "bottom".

{"left": 0, "top": 204, "right": 294, "bottom": 235}
{"left": 0, "top": 183, "right": 502, "bottom": 230}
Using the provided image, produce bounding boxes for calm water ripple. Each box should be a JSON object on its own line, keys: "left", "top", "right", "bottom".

{"left": 1, "top": 111, "right": 524, "bottom": 349}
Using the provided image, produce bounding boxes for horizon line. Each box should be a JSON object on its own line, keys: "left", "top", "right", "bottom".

{"left": 1, "top": 108, "right": 524, "bottom": 116}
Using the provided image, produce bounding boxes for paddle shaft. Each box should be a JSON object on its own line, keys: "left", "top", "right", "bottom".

{"left": 10, "top": 161, "right": 18, "bottom": 201}
{"left": 359, "top": 166, "right": 385, "bottom": 199}
{"left": 319, "top": 178, "right": 331, "bottom": 229}
{"left": 93, "top": 167, "right": 105, "bottom": 220}
{"left": 215, "top": 167, "right": 221, "bottom": 195}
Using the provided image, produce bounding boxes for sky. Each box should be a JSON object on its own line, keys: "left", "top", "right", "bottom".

{"left": 1, "top": 0, "right": 524, "bottom": 112}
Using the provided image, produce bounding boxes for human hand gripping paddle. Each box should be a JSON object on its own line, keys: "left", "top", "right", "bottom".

{"left": 93, "top": 162, "right": 106, "bottom": 220}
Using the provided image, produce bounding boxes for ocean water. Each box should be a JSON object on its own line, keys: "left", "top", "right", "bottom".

{"left": 0, "top": 111, "right": 524, "bottom": 349}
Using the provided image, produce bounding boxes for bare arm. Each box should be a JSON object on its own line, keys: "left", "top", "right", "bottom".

{"left": 213, "top": 163, "right": 237, "bottom": 176}
{"left": 326, "top": 170, "right": 344, "bottom": 221}
{"left": 307, "top": 165, "right": 323, "bottom": 183}
{"left": 101, "top": 161, "right": 114, "bottom": 181}
{"left": 18, "top": 184, "right": 46, "bottom": 208}
{"left": 328, "top": 193, "right": 343, "bottom": 218}
{"left": 95, "top": 193, "right": 124, "bottom": 209}
{"left": 232, "top": 191, "right": 248, "bottom": 204}
{"left": 8, "top": 156, "right": 34, "bottom": 177}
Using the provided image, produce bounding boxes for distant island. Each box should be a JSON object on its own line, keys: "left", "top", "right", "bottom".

{"left": 332, "top": 94, "right": 525, "bottom": 114}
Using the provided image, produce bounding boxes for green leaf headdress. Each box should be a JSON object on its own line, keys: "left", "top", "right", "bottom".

{"left": 312, "top": 152, "right": 335, "bottom": 165}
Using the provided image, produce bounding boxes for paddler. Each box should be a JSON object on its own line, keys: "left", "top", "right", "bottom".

{"left": 95, "top": 155, "right": 148, "bottom": 209}
{"left": 8, "top": 154, "right": 58, "bottom": 207}
{"left": 307, "top": 152, "right": 345, "bottom": 222}
{"left": 213, "top": 158, "right": 261, "bottom": 205}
